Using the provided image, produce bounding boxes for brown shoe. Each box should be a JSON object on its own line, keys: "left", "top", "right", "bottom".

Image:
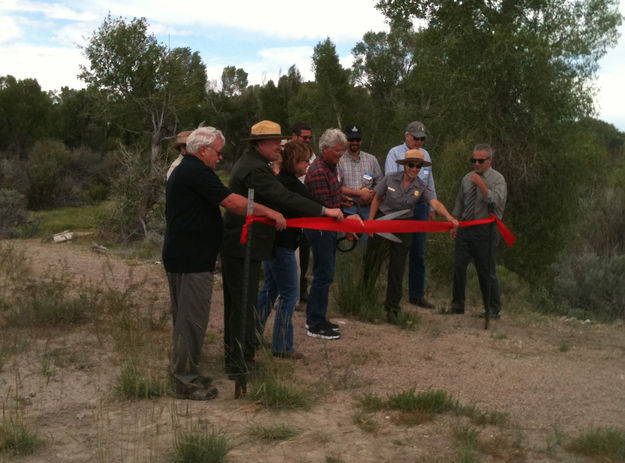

{"left": 411, "top": 297, "right": 435, "bottom": 309}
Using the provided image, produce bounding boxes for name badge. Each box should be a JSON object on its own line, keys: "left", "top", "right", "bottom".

{"left": 387, "top": 186, "right": 396, "bottom": 192}
{"left": 363, "top": 173, "right": 373, "bottom": 181}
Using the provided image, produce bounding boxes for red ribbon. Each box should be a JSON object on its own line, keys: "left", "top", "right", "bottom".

{"left": 240, "top": 214, "right": 515, "bottom": 247}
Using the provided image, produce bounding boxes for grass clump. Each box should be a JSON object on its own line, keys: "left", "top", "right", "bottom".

{"left": 115, "top": 365, "right": 165, "bottom": 399}
{"left": 453, "top": 425, "right": 480, "bottom": 463}
{"left": 567, "top": 426, "right": 625, "bottom": 462}
{"left": 387, "top": 388, "right": 455, "bottom": 414}
{"left": 394, "top": 311, "right": 422, "bottom": 330}
{"left": 0, "top": 421, "right": 41, "bottom": 456}
{"left": 248, "top": 371, "right": 311, "bottom": 410}
{"left": 248, "top": 423, "right": 299, "bottom": 441}
{"left": 358, "top": 392, "right": 385, "bottom": 412}
{"left": 352, "top": 411, "right": 379, "bottom": 433}
{"left": 173, "top": 431, "right": 231, "bottom": 463}
{"left": 455, "top": 404, "right": 509, "bottom": 426}
{"left": 334, "top": 249, "right": 385, "bottom": 323}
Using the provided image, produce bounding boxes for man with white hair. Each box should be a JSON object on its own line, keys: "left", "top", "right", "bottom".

{"left": 163, "top": 126, "right": 286, "bottom": 401}
{"left": 304, "top": 128, "right": 363, "bottom": 340}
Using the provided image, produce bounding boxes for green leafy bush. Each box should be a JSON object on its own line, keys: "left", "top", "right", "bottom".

{"left": 0, "top": 189, "right": 29, "bottom": 238}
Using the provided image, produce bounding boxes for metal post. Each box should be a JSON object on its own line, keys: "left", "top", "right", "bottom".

{"left": 235, "top": 188, "right": 254, "bottom": 399}
{"left": 484, "top": 212, "right": 495, "bottom": 330}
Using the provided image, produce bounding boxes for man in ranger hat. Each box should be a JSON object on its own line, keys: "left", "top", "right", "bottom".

{"left": 221, "top": 120, "right": 344, "bottom": 387}
{"left": 166, "top": 130, "right": 193, "bottom": 180}
{"left": 384, "top": 121, "right": 437, "bottom": 310}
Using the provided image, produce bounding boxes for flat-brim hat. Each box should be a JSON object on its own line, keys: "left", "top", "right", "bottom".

{"left": 242, "top": 120, "right": 289, "bottom": 141}
{"left": 396, "top": 149, "right": 432, "bottom": 167}
{"left": 173, "top": 130, "right": 192, "bottom": 148}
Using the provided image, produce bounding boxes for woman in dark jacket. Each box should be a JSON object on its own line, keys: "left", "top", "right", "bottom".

{"left": 256, "top": 141, "right": 335, "bottom": 358}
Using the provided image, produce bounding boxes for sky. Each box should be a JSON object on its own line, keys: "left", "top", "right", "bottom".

{"left": 1, "top": 0, "right": 624, "bottom": 131}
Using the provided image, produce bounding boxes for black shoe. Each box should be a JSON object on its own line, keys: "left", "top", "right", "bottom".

{"left": 446, "top": 308, "right": 465, "bottom": 315}
{"left": 386, "top": 310, "right": 399, "bottom": 324}
{"left": 305, "top": 320, "right": 341, "bottom": 331}
{"left": 307, "top": 325, "right": 340, "bottom": 340}
{"left": 411, "top": 297, "right": 435, "bottom": 309}
{"left": 272, "top": 351, "right": 305, "bottom": 359}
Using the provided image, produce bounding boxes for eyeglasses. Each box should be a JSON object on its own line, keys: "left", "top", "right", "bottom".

{"left": 406, "top": 162, "right": 423, "bottom": 169}
{"left": 412, "top": 136, "right": 426, "bottom": 142}
{"left": 300, "top": 136, "right": 311, "bottom": 141}
{"left": 349, "top": 138, "right": 362, "bottom": 142}
{"left": 204, "top": 145, "right": 222, "bottom": 156}
{"left": 470, "top": 158, "right": 488, "bottom": 164}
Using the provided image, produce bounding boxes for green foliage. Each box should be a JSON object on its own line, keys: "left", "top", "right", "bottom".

{"left": 248, "top": 369, "right": 311, "bottom": 410}
{"left": 248, "top": 423, "right": 299, "bottom": 440}
{"left": 0, "top": 421, "right": 41, "bottom": 456}
{"left": 387, "top": 388, "right": 455, "bottom": 414}
{"left": 312, "top": 38, "right": 351, "bottom": 127}
{"left": 335, "top": 249, "right": 385, "bottom": 323}
{"left": 352, "top": 411, "right": 379, "bottom": 433}
{"left": 221, "top": 66, "right": 248, "bottom": 97}
{"left": 173, "top": 431, "right": 231, "bottom": 463}
{"left": 0, "top": 189, "right": 29, "bottom": 238}
{"left": 32, "top": 203, "right": 105, "bottom": 237}
{"left": 115, "top": 364, "right": 165, "bottom": 399}
{"left": 0, "top": 75, "right": 54, "bottom": 158}
{"left": 567, "top": 427, "right": 625, "bottom": 462}
{"left": 551, "top": 253, "right": 625, "bottom": 321}
{"left": 357, "top": 392, "right": 385, "bottom": 412}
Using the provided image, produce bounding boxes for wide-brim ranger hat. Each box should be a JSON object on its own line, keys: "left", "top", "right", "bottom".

{"left": 242, "top": 120, "right": 289, "bottom": 141}
{"left": 396, "top": 149, "right": 432, "bottom": 167}
{"left": 173, "top": 130, "right": 193, "bottom": 148}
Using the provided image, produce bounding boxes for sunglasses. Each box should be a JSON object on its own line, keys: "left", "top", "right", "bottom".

{"left": 406, "top": 162, "right": 423, "bottom": 168}
{"left": 413, "top": 136, "right": 426, "bottom": 142}
{"left": 471, "top": 158, "right": 488, "bottom": 164}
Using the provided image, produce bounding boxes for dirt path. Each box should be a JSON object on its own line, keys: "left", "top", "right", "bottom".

{"left": 2, "top": 239, "right": 624, "bottom": 462}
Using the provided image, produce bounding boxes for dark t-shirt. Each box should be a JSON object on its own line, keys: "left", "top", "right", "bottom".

{"left": 163, "top": 155, "right": 231, "bottom": 273}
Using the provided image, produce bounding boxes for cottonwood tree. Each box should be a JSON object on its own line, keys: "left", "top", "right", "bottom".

{"left": 80, "top": 15, "right": 207, "bottom": 239}
{"left": 373, "top": 0, "right": 623, "bottom": 280}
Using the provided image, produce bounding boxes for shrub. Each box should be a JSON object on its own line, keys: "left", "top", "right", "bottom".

{"left": 567, "top": 427, "right": 625, "bottom": 462}
{"left": 551, "top": 253, "right": 625, "bottom": 321}
{"left": 0, "top": 189, "right": 29, "bottom": 238}
{"left": 0, "top": 421, "right": 41, "bottom": 456}
{"left": 173, "top": 431, "right": 231, "bottom": 463}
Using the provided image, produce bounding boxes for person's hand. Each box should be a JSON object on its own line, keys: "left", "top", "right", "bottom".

{"left": 428, "top": 210, "right": 436, "bottom": 221}
{"left": 269, "top": 211, "right": 287, "bottom": 230}
{"left": 359, "top": 189, "right": 375, "bottom": 205}
{"left": 325, "top": 208, "right": 344, "bottom": 222}
{"left": 449, "top": 217, "right": 459, "bottom": 228}
{"left": 450, "top": 228, "right": 457, "bottom": 240}
{"left": 346, "top": 213, "right": 364, "bottom": 226}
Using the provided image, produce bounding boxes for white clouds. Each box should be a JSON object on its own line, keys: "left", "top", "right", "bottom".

{"left": 0, "top": 15, "right": 22, "bottom": 43}
{"left": 0, "top": 43, "right": 86, "bottom": 91}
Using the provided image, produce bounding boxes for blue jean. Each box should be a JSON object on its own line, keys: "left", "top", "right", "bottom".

{"left": 304, "top": 229, "right": 337, "bottom": 328}
{"left": 409, "top": 201, "right": 428, "bottom": 300}
{"left": 256, "top": 246, "right": 299, "bottom": 353}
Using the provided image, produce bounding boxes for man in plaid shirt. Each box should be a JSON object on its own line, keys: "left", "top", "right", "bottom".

{"left": 338, "top": 124, "right": 382, "bottom": 220}
{"left": 304, "top": 128, "right": 356, "bottom": 340}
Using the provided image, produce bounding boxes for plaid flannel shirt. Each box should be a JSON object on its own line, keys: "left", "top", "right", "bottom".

{"left": 305, "top": 157, "right": 342, "bottom": 208}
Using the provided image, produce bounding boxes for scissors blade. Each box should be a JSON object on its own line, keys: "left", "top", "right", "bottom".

{"left": 376, "top": 209, "right": 411, "bottom": 221}
{"left": 376, "top": 232, "right": 402, "bottom": 243}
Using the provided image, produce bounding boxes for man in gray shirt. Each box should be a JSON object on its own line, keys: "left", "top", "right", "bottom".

{"left": 449, "top": 144, "right": 507, "bottom": 318}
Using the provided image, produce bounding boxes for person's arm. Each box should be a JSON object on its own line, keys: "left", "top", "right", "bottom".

{"left": 367, "top": 193, "right": 382, "bottom": 238}
{"left": 429, "top": 198, "right": 459, "bottom": 237}
{"left": 220, "top": 193, "right": 286, "bottom": 230}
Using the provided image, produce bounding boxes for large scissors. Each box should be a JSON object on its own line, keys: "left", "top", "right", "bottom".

{"left": 336, "top": 208, "right": 410, "bottom": 252}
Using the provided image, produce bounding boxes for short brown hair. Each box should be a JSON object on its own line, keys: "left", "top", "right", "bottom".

{"left": 281, "top": 141, "right": 312, "bottom": 174}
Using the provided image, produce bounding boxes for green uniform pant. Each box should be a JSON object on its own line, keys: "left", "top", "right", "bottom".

{"left": 221, "top": 254, "right": 261, "bottom": 380}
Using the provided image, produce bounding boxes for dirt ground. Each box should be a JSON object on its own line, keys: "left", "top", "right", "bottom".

{"left": 1, "top": 238, "right": 624, "bottom": 463}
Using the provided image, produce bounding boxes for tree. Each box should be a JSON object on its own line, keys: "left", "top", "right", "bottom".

{"left": 373, "top": 0, "right": 623, "bottom": 281}
{"left": 0, "top": 76, "right": 54, "bottom": 158}
{"left": 312, "top": 38, "right": 351, "bottom": 127}
{"left": 80, "top": 15, "right": 208, "bottom": 239}
{"left": 221, "top": 66, "right": 249, "bottom": 97}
